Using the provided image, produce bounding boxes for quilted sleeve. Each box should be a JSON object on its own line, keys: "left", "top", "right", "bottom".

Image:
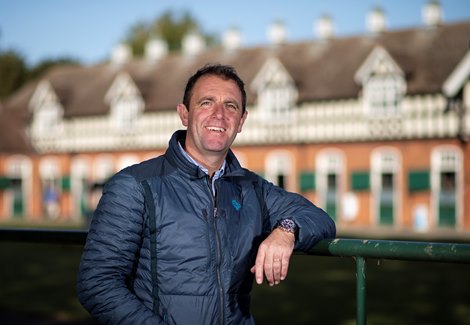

{"left": 76, "top": 171, "right": 164, "bottom": 324}
{"left": 260, "top": 177, "right": 336, "bottom": 252}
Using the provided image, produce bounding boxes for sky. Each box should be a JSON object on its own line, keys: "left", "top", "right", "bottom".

{"left": 1, "top": 0, "right": 469, "bottom": 66}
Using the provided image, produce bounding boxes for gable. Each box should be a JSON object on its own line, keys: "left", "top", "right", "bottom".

{"left": 250, "top": 57, "right": 295, "bottom": 92}
{"left": 104, "top": 72, "right": 143, "bottom": 107}
{"left": 28, "top": 80, "right": 61, "bottom": 112}
{"left": 354, "top": 46, "right": 404, "bottom": 85}
{"left": 443, "top": 50, "right": 470, "bottom": 97}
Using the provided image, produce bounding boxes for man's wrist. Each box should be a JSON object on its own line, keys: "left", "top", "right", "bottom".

{"left": 276, "top": 218, "right": 298, "bottom": 236}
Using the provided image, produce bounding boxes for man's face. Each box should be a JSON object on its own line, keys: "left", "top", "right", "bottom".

{"left": 177, "top": 74, "right": 248, "bottom": 163}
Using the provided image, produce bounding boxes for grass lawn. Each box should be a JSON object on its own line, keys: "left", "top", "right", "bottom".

{"left": 0, "top": 242, "right": 469, "bottom": 325}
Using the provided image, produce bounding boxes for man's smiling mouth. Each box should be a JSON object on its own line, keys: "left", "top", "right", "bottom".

{"left": 207, "top": 126, "right": 226, "bottom": 132}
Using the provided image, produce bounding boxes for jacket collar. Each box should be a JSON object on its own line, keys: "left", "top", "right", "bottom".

{"left": 166, "top": 130, "right": 246, "bottom": 179}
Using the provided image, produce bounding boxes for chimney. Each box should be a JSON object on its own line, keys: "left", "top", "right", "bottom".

{"left": 182, "top": 30, "right": 206, "bottom": 56}
{"left": 111, "top": 43, "right": 132, "bottom": 66}
{"left": 268, "top": 20, "right": 287, "bottom": 45}
{"left": 422, "top": 0, "right": 443, "bottom": 28}
{"left": 315, "top": 14, "right": 335, "bottom": 40}
{"left": 223, "top": 27, "right": 242, "bottom": 51}
{"left": 145, "top": 36, "right": 168, "bottom": 62}
{"left": 367, "top": 6, "right": 387, "bottom": 35}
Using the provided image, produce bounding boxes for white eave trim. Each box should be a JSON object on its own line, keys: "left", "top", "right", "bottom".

{"left": 250, "top": 56, "right": 294, "bottom": 92}
{"left": 354, "top": 46, "right": 404, "bottom": 84}
{"left": 443, "top": 50, "right": 470, "bottom": 98}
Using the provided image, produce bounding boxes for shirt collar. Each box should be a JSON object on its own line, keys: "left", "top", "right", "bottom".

{"left": 178, "top": 141, "right": 226, "bottom": 178}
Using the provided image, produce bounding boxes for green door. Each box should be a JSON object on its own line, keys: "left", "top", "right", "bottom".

{"left": 379, "top": 173, "right": 394, "bottom": 225}
{"left": 325, "top": 174, "right": 337, "bottom": 221}
{"left": 10, "top": 178, "right": 24, "bottom": 217}
{"left": 438, "top": 172, "right": 456, "bottom": 227}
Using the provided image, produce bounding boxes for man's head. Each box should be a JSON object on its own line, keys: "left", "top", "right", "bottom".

{"left": 177, "top": 64, "right": 248, "bottom": 172}
{"left": 182, "top": 64, "right": 247, "bottom": 114}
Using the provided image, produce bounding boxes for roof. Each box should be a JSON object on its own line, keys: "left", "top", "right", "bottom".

{"left": 0, "top": 103, "right": 35, "bottom": 154}
{"left": 1, "top": 20, "right": 469, "bottom": 152}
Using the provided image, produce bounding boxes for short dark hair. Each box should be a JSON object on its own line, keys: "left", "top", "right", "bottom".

{"left": 182, "top": 64, "right": 247, "bottom": 113}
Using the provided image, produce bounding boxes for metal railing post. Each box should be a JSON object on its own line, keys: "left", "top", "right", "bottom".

{"left": 356, "top": 256, "right": 367, "bottom": 325}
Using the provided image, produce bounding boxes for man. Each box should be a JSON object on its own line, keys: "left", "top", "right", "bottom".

{"left": 77, "top": 64, "right": 336, "bottom": 324}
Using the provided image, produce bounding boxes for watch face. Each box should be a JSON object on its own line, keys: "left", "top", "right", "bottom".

{"left": 279, "top": 219, "right": 297, "bottom": 233}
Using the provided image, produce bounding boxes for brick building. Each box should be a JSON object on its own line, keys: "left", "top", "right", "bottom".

{"left": 0, "top": 2, "right": 469, "bottom": 235}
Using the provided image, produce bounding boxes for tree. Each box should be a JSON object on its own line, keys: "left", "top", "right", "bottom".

{"left": 125, "top": 10, "right": 217, "bottom": 56}
{"left": 0, "top": 51, "right": 80, "bottom": 100}
{"left": 0, "top": 50, "right": 27, "bottom": 100}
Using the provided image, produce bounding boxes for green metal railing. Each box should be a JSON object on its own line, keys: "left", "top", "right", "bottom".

{"left": 309, "top": 238, "right": 470, "bottom": 325}
{"left": 1, "top": 228, "right": 470, "bottom": 325}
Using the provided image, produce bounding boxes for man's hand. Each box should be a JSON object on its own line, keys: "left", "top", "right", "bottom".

{"left": 250, "top": 228, "right": 295, "bottom": 286}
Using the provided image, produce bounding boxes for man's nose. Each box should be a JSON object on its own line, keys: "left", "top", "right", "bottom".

{"left": 212, "top": 102, "right": 225, "bottom": 118}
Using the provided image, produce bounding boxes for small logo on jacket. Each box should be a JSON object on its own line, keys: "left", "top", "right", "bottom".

{"left": 231, "top": 199, "right": 241, "bottom": 211}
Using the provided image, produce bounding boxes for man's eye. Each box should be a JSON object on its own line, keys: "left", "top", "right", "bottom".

{"left": 226, "top": 104, "right": 238, "bottom": 111}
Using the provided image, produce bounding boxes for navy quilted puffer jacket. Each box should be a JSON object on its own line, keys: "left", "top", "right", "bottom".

{"left": 77, "top": 130, "right": 336, "bottom": 324}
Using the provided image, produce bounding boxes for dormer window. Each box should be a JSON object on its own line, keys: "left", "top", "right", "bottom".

{"left": 111, "top": 97, "right": 143, "bottom": 131}
{"left": 105, "top": 73, "right": 144, "bottom": 132}
{"left": 355, "top": 46, "right": 406, "bottom": 117}
{"left": 251, "top": 57, "right": 298, "bottom": 123}
{"left": 29, "top": 81, "right": 64, "bottom": 136}
{"left": 364, "top": 73, "right": 405, "bottom": 116}
{"left": 258, "top": 81, "right": 297, "bottom": 120}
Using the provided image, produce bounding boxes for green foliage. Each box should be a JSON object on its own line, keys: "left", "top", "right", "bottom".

{"left": 0, "top": 50, "right": 80, "bottom": 99}
{"left": 0, "top": 10, "right": 215, "bottom": 100}
{"left": 125, "top": 9, "right": 217, "bottom": 55}
{"left": 0, "top": 50, "right": 27, "bottom": 99}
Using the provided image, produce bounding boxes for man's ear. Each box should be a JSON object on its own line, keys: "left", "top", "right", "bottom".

{"left": 177, "top": 104, "right": 189, "bottom": 127}
{"left": 237, "top": 110, "right": 248, "bottom": 133}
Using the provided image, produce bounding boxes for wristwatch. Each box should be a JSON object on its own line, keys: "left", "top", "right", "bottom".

{"left": 277, "top": 218, "right": 298, "bottom": 235}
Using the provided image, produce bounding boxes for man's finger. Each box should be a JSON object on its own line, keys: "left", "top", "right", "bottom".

{"left": 254, "top": 250, "right": 266, "bottom": 285}
{"left": 280, "top": 255, "right": 290, "bottom": 281}
{"left": 272, "top": 257, "right": 283, "bottom": 285}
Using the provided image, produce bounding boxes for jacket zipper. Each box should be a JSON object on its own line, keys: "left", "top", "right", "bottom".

{"left": 208, "top": 176, "right": 225, "bottom": 325}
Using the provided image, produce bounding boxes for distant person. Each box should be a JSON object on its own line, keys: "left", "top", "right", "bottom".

{"left": 77, "top": 64, "right": 336, "bottom": 324}
{"left": 43, "top": 185, "right": 59, "bottom": 219}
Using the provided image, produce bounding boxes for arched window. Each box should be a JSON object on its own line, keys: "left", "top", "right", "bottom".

{"left": 316, "top": 150, "right": 344, "bottom": 221}
{"left": 5, "top": 156, "right": 32, "bottom": 218}
{"left": 265, "top": 151, "right": 293, "bottom": 190}
{"left": 371, "top": 149, "right": 400, "bottom": 226}
{"left": 431, "top": 147, "right": 462, "bottom": 228}
{"left": 39, "top": 157, "right": 62, "bottom": 219}
{"left": 93, "top": 155, "right": 115, "bottom": 183}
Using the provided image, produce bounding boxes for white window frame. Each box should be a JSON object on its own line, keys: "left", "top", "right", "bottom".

{"left": 258, "top": 82, "right": 297, "bottom": 123}
{"left": 111, "top": 97, "right": 143, "bottom": 132}
{"left": 371, "top": 148, "right": 401, "bottom": 227}
{"left": 5, "top": 156, "right": 32, "bottom": 217}
{"left": 93, "top": 155, "right": 115, "bottom": 183}
{"left": 431, "top": 146, "right": 463, "bottom": 229}
{"left": 364, "top": 73, "right": 406, "bottom": 116}
{"left": 106, "top": 73, "right": 144, "bottom": 133}
{"left": 316, "top": 150, "right": 344, "bottom": 221}
{"left": 39, "top": 157, "right": 62, "bottom": 219}
{"left": 265, "top": 151, "right": 293, "bottom": 190}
